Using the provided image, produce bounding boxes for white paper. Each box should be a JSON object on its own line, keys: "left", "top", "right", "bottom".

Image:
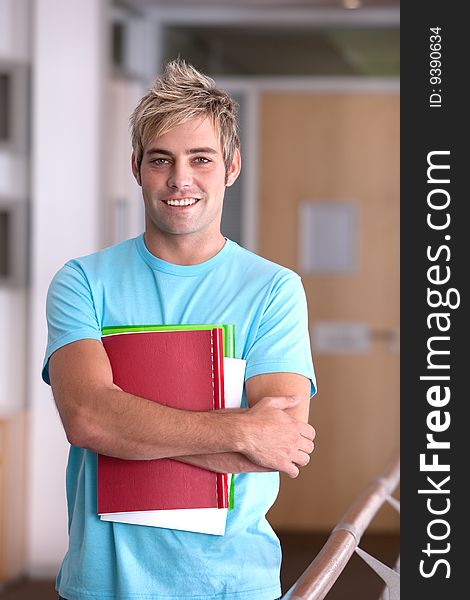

{"left": 99, "top": 502, "right": 229, "bottom": 535}
{"left": 100, "top": 357, "right": 246, "bottom": 535}
{"left": 223, "top": 357, "right": 247, "bottom": 407}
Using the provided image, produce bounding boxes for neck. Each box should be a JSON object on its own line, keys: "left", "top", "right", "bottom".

{"left": 143, "top": 230, "right": 226, "bottom": 265}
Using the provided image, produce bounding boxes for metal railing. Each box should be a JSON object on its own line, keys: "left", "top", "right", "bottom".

{"left": 282, "top": 452, "right": 400, "bottom": 600}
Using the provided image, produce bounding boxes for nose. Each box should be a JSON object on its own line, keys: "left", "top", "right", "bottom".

{"left": 167, "top": 161, "right": 193, "bottom": 190}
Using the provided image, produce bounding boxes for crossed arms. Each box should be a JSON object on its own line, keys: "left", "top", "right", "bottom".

{"left": 49, "top": 339, "right": 315, "bottom": 478}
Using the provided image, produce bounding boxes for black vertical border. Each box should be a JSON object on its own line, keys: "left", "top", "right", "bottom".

{"left": 401, "top": 2, "right": 466, "bottom": 597}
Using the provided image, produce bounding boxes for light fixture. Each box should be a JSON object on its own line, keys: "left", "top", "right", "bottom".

{"left": 343, "top": 0, "right": 363, "bottom": 9}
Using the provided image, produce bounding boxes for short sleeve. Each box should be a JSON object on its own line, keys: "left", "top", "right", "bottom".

{"left": 42, "top": 262, "right": 102, "bottom": 385}
{"left": 244, "top": 273, "right": 316, "bottom": 397}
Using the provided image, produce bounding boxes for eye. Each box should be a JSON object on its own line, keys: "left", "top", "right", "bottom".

{"left": 151, "top": 158, "right": 170, "bottom": 166}
{"left": 193, "top": 157, "right": 210, "bottom": 164}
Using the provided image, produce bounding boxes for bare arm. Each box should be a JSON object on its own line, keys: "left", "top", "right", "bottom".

{"left": 49, "top": 339, "right": 240, "bottom": 459}
{"left": 49, "top": 339, "right": 314, "bottom": 476}
{"left": 177, "top": 372, "right": 314, "bottom": 477}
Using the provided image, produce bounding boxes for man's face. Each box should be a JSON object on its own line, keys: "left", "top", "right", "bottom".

{"left": 133, "top": 116, "right": 240, "bottom": 241}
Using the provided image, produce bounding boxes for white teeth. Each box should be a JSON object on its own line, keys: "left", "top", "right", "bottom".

{"left": 165, "top": 198, "right": 199, "bottom": 206}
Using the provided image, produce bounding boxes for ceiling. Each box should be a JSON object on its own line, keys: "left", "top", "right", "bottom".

{"left": 121, "top": 0, "right": 400, "bottom": 10}
{"left": 113, "top": 0, "right": 399, "bottom": 77}
{"left": 126, "top": 0, "right": 400, "bottom": 8}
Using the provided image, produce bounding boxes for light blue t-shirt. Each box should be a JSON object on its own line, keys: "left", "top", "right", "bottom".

{"left": 43, "top": 235, "right": 316, "bottom": 600}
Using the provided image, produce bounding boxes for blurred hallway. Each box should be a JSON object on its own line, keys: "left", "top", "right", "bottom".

{"left": 0, "top": 0, "right": 399, "bottom": 592}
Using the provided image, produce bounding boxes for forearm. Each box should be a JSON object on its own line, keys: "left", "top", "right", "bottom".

{"left": 175, "top": 452, "right": 272, "bottom": 474}
{"left": 66, "top": 386, "right": 313, "bottom": 476}
{"left": 50, "top": 341, "right": 315, "bottom": 476}
{"left": 56, "top": 384, "right": 246, "bottom": 460}
{"left": 50, "top": 340, "right": 251, "bottom": 460}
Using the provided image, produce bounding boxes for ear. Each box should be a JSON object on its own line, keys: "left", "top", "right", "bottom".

{"left": 131, "top": 152, "right": 142, "bottom": 186}
{"left": 225, "top": 148, "right": 241, "bottom": 187}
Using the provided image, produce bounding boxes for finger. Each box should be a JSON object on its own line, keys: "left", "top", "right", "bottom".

{"left": 284, "top": 462, "right": 300, "bottom": 478}
{"left": 294, "top": 451, "right": 311, "bottom": 467}
{"left": 278, "top": 458, "right": 300, "bottom": 478}
{"left": 298, "top": 438, "right": 314, "bottom": 454}
{"left": 299, "top": 423, "right": 315, "bottom": 440}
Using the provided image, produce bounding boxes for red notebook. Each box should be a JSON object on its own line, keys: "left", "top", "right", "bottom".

{"left": 97, "top": 327, "right": 227, "bottom": 514}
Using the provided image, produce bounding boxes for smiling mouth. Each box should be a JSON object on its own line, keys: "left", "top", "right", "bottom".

{"left": 163, "top": 198, "right": 200, "bottom": 207}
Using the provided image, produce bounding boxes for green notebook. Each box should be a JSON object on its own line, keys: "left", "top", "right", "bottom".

{"left": 102, "top": 323, "right": 235, "bottom": 358}
{"left": 102, "top": 323, "right": 237, "bottom": 509}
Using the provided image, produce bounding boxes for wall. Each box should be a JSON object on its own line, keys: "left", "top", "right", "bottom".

{"left": 0, "top": 0, "right": 30, "bottom": 578}
{"left": 0, "top": 0, "right": 29, "bottom": 415}
{"left": 27, "top": 0, "right": 109, "bottom": 576}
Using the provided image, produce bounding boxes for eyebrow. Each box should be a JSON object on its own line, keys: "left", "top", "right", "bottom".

{"left": 145, "top": 147, "right": 219, "bottom": 157}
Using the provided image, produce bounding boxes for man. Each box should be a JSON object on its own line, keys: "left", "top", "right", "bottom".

{"left": 43, "top": 59, "right": 316, "bottom": 600}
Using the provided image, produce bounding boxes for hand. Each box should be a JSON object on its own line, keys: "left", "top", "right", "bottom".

{"left": 240, "top": 396, "right": 315, "bottom": 478}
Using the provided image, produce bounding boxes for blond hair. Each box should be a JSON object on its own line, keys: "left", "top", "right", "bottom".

{"left": 130, "top": 59, "right": 240, "bottom": 174}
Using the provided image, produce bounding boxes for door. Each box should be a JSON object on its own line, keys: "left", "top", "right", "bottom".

{"left": 259, "top": 91, "right": 399, "bottom": 531}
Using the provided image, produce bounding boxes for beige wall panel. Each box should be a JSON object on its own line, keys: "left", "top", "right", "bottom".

{"left": 260, "top": 92, "right": 399, "bottom": 531}
{"left": 0, "top": 412, "right": 26, "bottom": 582}
{"left": 268, "top": 352, "right": 399, "bottom": 531}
